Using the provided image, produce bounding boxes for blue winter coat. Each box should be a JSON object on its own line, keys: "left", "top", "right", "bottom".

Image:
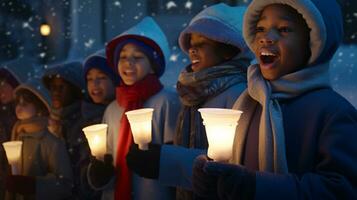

{"left": 235, "top": 0, "right": 357, "bottom": 199}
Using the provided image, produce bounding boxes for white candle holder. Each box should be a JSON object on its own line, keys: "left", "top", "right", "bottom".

{"left": 82, "top": 124, "right": 108, "bottom": 160}
{"left": 2, "top": 141, "right": 23, "bottom": 175}
{"left": 198, "top": 108, "right": 243, "bottom": 162}
{"left": 125, "top": 108, "right": 154, "bottom": 150}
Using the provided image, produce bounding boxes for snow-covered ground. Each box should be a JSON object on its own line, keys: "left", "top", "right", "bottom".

{"left": 162, "top": 44, "right": 357, "bottom": 108}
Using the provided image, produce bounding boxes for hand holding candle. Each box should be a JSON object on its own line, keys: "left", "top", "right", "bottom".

{"left": 198, "top": 108, "right": 243, "bottom": 162}
{"left": 2, "top": 141, "right": 23, "bottom": 175}
{"left": 82, "top": 124, "right": 108, "bottom": 160}
{"left": 125, "top": 108, "right": 154, "bottom": 150}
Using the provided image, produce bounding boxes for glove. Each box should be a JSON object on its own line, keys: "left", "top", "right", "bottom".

{"left": 88, "top": 154, "right": 115, "bottom": 188}
{"left": 6, "top": 175, "right": 36, "bottom": 195}
{"left": 192, "top": 155, "right": 219, "bottom": 199}
{"left": 126, "top": 143, "right": 161, "bottom": 179}
{"left": 204, "top": 160, "right": 256, "bottom": 200}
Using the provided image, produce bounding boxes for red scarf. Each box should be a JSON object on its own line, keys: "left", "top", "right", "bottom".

{"left": 115, "top": 74, "right": 163, "bottom": 200}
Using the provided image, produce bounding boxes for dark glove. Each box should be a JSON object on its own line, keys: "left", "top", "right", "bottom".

{"left": 192, "top": 155, "right": 219, "bottom": 199}
{"left": 204, "top": 159, "right": 256, "bottom": 200}
{"left": 6, "top": 175, "right": 36, "bottom": 195}
{"left": 126, "top": 143, "right": 161, "bottom": 179}
{"left": 88, "top": 154, "right": 115, "bottom": 188}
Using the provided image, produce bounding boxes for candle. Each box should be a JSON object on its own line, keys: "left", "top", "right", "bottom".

{"left": 2, "top": 141, "right": 23, "bottom": 174}
{"left": 82, "top": 124, "right": 108, "bottom": 160}
{"left": 198, "top": 108, "right": 243, "bottom": 162}
{"left": 125, "top": 108, "right": 154, "bottom": 150}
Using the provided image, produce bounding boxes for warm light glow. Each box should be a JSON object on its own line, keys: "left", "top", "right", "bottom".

{"left": 125, "top": 108, "right": 154, "bottom": 150}
{"left": 198, "top": 108, "right": 243, "bottom": 162}
{"left": 82, "top": 124, "right": 108, "bottom": 160}
{"left": 2, "top": 141, "right": 23, "bottom": 165}
{"left": 40, "top": 24, "right": 51, "bottom": 36}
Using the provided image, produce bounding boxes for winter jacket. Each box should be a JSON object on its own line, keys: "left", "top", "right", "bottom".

{"left": 159, "top": 3, "right": 252, "bottom": 195}
{"left": 226, "top": 0, "right": 357, "bottom": 199}
{"left": 100, "top": 88, "right": 181, "bottom": 200}
{"left": 42, "top": 61, "right": 92, "bottom": 199}
{"left": 9, "top": 117, "right": 73, "bottom": 200}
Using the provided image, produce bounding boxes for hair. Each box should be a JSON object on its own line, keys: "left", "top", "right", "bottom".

{"left": 15, "top": 89, "right": 49, "bottom": 117}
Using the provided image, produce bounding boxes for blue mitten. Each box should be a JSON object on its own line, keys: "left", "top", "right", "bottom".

{"left": 204, "top": 161, "right": 256, "bottom": 200}
{"left": 192, "top": 155, "right": 219, "bottom": 199}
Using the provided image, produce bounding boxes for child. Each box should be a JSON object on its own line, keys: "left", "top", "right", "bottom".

{"left": 82, "top": 49, "right": 119, "bottom": 125}
{"left": 5, "top": 78, "right": 73, "bottom": 199}
{"left": 125, "top": 3, "right": 253, "bottom": 200}
{"left": 192, "top": 0, "right": 357, "bottom": 199}
{"left": 42, "top": 61, "right": 92, "bottom": 199}
{"left": 0, "top": 58, "right": 37, "bottom": 199}
{"left": 87, "top": 17, "right": 180, "bottom": 200}
{"left": 80, "top": 49, "right": 119, "bottom": 199}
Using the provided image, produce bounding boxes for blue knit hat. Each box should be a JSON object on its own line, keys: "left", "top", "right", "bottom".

{"left": 83, "top": 49, "right": 120, "bottom": 86}
{"left": 179, "top": 3, "right": 254, "bottom": 60}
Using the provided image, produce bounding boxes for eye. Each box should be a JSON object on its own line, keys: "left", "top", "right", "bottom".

{"left": 255, "top": 26, "right": 265, "bottom": 33}
{"left": 278, "top": 26, "right": 292, "bottom": 33}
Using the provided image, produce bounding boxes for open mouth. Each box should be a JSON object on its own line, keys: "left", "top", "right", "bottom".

{"left": 260, "top": 52, "right": 277, "bottom": 65}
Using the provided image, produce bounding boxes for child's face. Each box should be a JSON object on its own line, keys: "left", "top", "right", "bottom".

{"left": 117, "top": 43, "right": 154, "bottom": 86}
{"left": 188, "top": 33, "right": 227, "bottom": 72}
{"left": 253, "top": 4, "right": 310, "bottom": 80}
{"left": 86, "top": 68, "right": 115, "bottom": 104}
{"left": 0, "top": 80, "right": 15, "bottom": 104}
{"left": 15, "top": 97, "right": 37, "bottom": 120}
{"left": 49, "top": 77, "right": 76, "bottom": 109}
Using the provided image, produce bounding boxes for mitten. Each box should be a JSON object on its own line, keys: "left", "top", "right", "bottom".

{"left": 192, "top": 155, "right": 219, "bottom": 199}
{"left": 6, "top": 175, "right": 36, "bottom": 195}
{"left": 204, "top": 161, "right": 256, "bottom": 200}
{"left": 88, "top": 154, "right": 115, "bottom": 188}
{"left": 126, "top": 143, "right": 161, "bottom": 179}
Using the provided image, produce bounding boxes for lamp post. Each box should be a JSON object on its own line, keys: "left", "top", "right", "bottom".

{"left": 2, "top": 141, "right": 23, "bottom": 175}
{"left": 82, "top": 124, "right": 108, "bottom": 160}
{"left": 125, "top": 108, "right": 154, "bottom": 150}
{"left": 198, "top": 108, "right": 243, "bottom": 162}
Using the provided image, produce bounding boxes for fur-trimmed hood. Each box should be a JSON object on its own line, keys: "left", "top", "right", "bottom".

{"left": 243, "top": 0, "right": 343, "bottom": 65}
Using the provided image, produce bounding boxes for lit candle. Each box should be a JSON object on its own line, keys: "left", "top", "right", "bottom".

{"left": 82, "top": 124, "right": 108, "bottom": 160}
{"left": 2, "top": 141, "right": 23, "bottom": 174}
{"left": 125, "top": 108, "right": 154, "bottom": 150}
{"left": 198, "top": 108, "right": 243, "bottom": 162}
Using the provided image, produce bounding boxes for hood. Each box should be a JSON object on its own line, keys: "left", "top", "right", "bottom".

{"left": 106, "top": 17, "right": 170, "bottom": 77}
{"left": 42, "top": 60, "right": 85, "bottom": 91}
{"left": 83, "top": 49, "right": 120, "bottom": 86}
{"left": 14, "top": 77, "right": 51, "bottom": 114}
{"left": 179, "top": 3, "right": 254, "bottom": 61}
{"left": 243, "top": 0, "right": 343, "bottom": 65}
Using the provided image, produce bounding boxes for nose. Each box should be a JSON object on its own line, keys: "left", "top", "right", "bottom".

{"left": 259, "top": 29, "right": 279, "bottom": 45}
{"left": 188, "top": 47, "right": 197, "bottom": 55}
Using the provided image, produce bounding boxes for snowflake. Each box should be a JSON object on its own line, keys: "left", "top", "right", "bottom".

{"left": 84, "top": 39, "right": 95, "bottom": 48}
{"left": 338, "top": 52, "right": 343, "bottom": 57}
{"left": 5, "top": 31, "right": 11, "bottom": 35}
{"left": 170, "top": 54, "right": 178, "bottom": 62}
{"left": 114, "top": 1, "right": 121, "bottom": 7}
{"left": 182, "top": 58, "right": 188, "bottom": 63}
{"left": 134, "top": 15, "right": 139, "bottom": 20}
{"left": 22, "top": 22, "right": 34, "bottom": 31}
{"left": 354, "top": 13, "right": 357, "bottom": 18}
{"left": 166, "top": 1, "right": 177, "bottom": 10}
{"left": 39, "top": 52, "right": 46, "bottom": 58}
{"left": 185, "top": 1, "right": 193, "bottom": 9}
{"left": 137, "top": 2, "right": 141, "bottom": 7}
